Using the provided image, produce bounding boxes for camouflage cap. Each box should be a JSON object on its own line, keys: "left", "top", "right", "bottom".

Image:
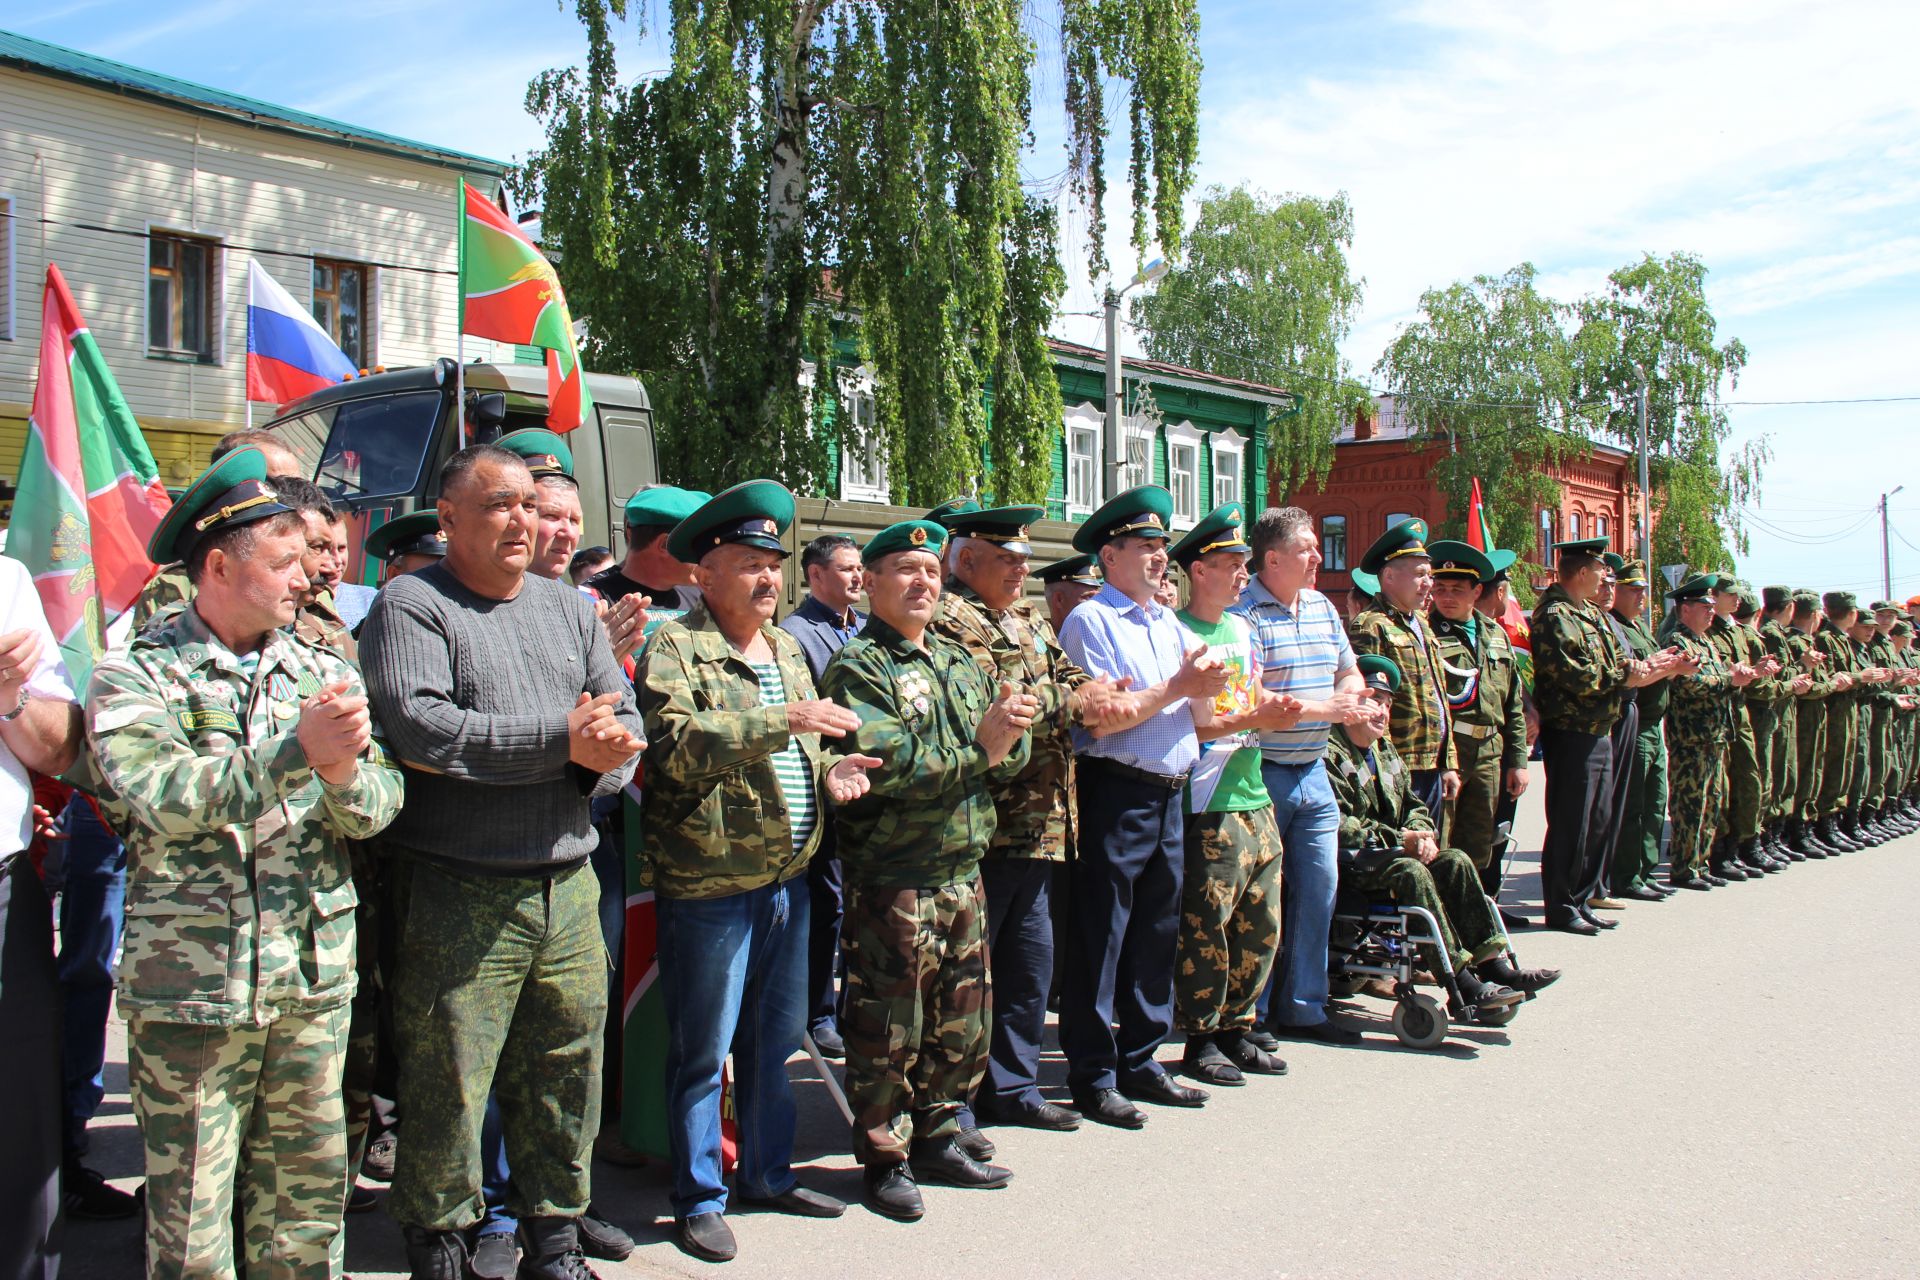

{"left": 1823, "top": 590, "right": 1858, "bottom": 617}
{"left": 364, "top": 510, "right": 448, "bottom": 563}
{"left": 1358, "top": 517, "right": 1430, "bottom": 575}
{"left": 1356, "top": 653, "right": 1402, "bottom": 695}
{"left": 149, "top": 446, "right": 296, "bottom": 563}
{"left": 863, "top": 519, "right": 947, "bottom": 565}
{"left": 1071, "top": 485, "right": 1175, "bottom": 555}
{"left": 1792, "top": 588, "right": 1821, "bottom": 611}
{"left": 1426, "top": 540, "right": 1493, "bottom": 582}
{"left": 1871, "top": 600, "right": 1899, "bottom": 614}
{"left": 1762, "top": 584, "right": 1792, "bottom": 610}
{"left": 1733, "top": 584, "right": 1760, "bottom": 617}
{"left": 496, "top": 427, "right": 574, "bottom": 479}
{"left": 1894, "top": 619, "right": 1914, "bottom": 636}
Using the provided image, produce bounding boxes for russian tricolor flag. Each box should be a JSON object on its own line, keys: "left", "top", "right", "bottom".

{"left": 246, "top": 260, "right": 357, "bottom": 404}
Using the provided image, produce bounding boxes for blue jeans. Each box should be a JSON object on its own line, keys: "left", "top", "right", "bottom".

{"left": 1257, "top": 759, "right": 1341, "bottom": 1029}
{"left": 656, "top": 879, "right": 808, "bottom": 1219}
{"left": 56, "top": 794, "right": 126, "bottom": 1157}
{"left": 479, "top": 1093, "right": 516, "bottom": 1236}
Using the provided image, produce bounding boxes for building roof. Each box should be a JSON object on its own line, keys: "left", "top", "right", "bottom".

{"left": 1345, "top": 393, "right": 1631, "bottom": 459}
{"left": 1046, "top": 338, "right": 1293, "bottom": 408}
{"left": 0, "top": 28, "right": 511, "bottom": 175}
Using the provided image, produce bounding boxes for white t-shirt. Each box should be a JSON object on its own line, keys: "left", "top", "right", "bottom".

{"left": 0, "top": 557, "right": 79, "bottom": 854}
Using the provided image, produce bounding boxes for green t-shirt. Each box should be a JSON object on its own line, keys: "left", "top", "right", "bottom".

{"left": 1176, "top": 610, "right": 1270, "bottom": 813}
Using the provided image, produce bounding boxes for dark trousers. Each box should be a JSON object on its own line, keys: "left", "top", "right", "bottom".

{"left": 805, "top": 851, "right": 844, "bottom": 1034}
{"left": 1596, "top": 703, "right": 1640, "bottom": 896}
{"left": 1408, "top": 768, "right": 1448, "bottom": 842}
{"left": 1059, "top": 763, "right": 1184, "bottom": 1092}
{"left": 1486, "top": 785, "right": 1521, "bottom": 897}
{"left": 978, "top": 858, "right": 1055, "bottom": 1109}
{"left": 1538, "top": 726, "right": 1615, "bottom": 923}
{"left": 55, "top": 794, "right": 126, "bottom": 1157}
{"left": 1, "top": 854, "right": 63, "bottom": 1280}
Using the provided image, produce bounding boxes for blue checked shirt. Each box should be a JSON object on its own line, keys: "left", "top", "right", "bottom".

{"left": 1230, "top": 578, "right": 1356, "bottom": 765}
{"left": 1059, "top": 583, "right": 1201, "bottom": 777}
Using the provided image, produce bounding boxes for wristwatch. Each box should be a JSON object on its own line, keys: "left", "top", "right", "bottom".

{"left": 0, "top": 688, "right": 29, "bottom": 723}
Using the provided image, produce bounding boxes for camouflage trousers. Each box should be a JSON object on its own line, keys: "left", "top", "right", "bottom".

{"left": 128, "top": 1004, "right": 350, "bottom": 1280}
{"left": 1795, "top": 702, "right": 1828, "bottom": 823}
{"left": 1718, "top": 707, "right": 1763, "bottom": 840}
{"left": 1768, "top": 703, "right": 1799, "bottom": 823}
{"left": 1669, "top": 737, "right": 1727, "bottom": 879}
{"left": 1611, "top": 723, "right": 1668, "bottom": 893}
{"left": 1442, "top": 729, "right": 1502, "bottom": 871}
{"left": 340, "top": 841, "right": 390, "bottom": 1175}
{"left": 1750, "top": 704, "right": 1778, "bottom": 824}
{"left": 1858, "top": 704, "right": 1894, "bottom": 810}
{"left": 840, "top": 876, "right": 989, "bottom": 1166}
{"left": 1173, "top": 807, "right": 1282, "bottom": 1035}
{"left": 388, "top": 856, "right": 607, "bottom": 1232}
{"left": 1817, "top": 701, "right": 1856, "bottom": 818}
{"left": 1351, "top": 847, "right": 1507, "bottom": 978}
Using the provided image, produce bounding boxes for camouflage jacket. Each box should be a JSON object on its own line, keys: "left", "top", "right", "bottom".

{"left": 1430, "top": 612, "right": 1527, "bottom": 773}
{"left": 1325, "top": 728, "right": 1434, "bottom": 853}
{"left": 1665, "top": 625, "right": 1735, "bottom": 745}
{"left": 1530, "top": 584, "right": 1627, "bottom": 736}
{"left": 1814, "top": 621, "right": 1862, "bottom": 718}
{"left": 1348, "top": 605, "right": 1455, "bottom": 771}
{"left": 293, "top": 591, "right": 357, "bottom": 663}
{"left": 1788, "top": 624, "right": 1837, "bottom": 703}
{"left": 930, "top": 582, "right": 1090, "bottom": 861}
{"left": 820, "top": 614, "right": 1031, "bottom": 889}
{"left": 130, "top": 562, "right": 191, "bottom": 631}
{"left": 1862, "top": 633, "right": 1900, "bottom": 707}
{"left": 84, "top": 604, "right": 403, "bottom": 1027}
{"left": 1611, "top": 610, "right": 1671, "bottom": 723}
{"left": 1753, "top": 619, "right": 1801, "bottom": 711}
{"left": 637, "top": 601, "right": 828, "bottom": 901}
{"left": 1706, "top": 616, "right": 1759, "bottom": 730}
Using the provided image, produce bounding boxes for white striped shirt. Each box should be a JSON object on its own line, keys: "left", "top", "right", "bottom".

{"left": 751, "top": 661, "right": 817, "bottom": 852}
{"left": 1230, "top": 578, "right": 1355, "bottom": 765}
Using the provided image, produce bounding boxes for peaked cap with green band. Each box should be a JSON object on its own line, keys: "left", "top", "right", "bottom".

{"left": 1615, "top": 558, "right": 1650, "bottom": 587}
{"left": 863, "top": 519, "right": 947, "bottom": 565}
{"left": 1552, "top": 536, "right": 1609, "bottom": 560}
{"left": 1349, "top": 567, "right": 1380, "bottom": 597}
{"left": 666, "top": 480, "right": 793, "bottom": 562}
{"left": 1356, "top": 653, "right": 1402, "bottom": 695}
{"left": 924, "top": 497, "right": 979, "bottom": 524}
{"left": 1668, "top": 572, "right": 1717, "bottom": 603}
{"left": 1485, "top": 548, "right": 1518, "bottom": 584}
{"left": 1358, "top": 516, "right": 1430, "bottom": 575}
{"left": 148, "top": 446, "right": 297, "bottom": 564}
{"left": 1071, "top": 485, "right": 1174, "bottom": 555}
{"left": 1168, "top": 502, "right": 1250, "bottom": 567}
{"left": 1601, "top": 551, "right": 1625, "bottom": 574}
{"left": 1426, "top": 539, "right": 1493, "bottom": 582}
{"left": 364, "top": 509, "right": 447, "bottom": 563}
{"left": 496, "top": 427, "right": 574, "bottom": 479}
{"left": 935, "top": 500, "right": 1045, "bottom": 557}
{"left": 625, "top": 484, "right": 711, "bottom": 531}
{"left": 1037, "top": 553, "right": 1101, "bottom": 587}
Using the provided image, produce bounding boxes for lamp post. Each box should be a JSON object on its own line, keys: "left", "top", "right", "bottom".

{"left": 1883, "top": 485, "right": 1905, "bottom": 601}
{"left": 1104, "top": 257, "right": 1170, "bottom": 502}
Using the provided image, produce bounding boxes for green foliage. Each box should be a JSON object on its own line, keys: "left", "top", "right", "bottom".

{"left": 1129, "top": 186, "right": 1365, "bottom": 501}
{"left": 515, "top": 0, "right": 1200, "bottom": 503}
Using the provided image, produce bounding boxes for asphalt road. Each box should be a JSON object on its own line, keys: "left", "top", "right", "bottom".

{"left": 65, "top": 765, "right": 1920, "bottom": 1278}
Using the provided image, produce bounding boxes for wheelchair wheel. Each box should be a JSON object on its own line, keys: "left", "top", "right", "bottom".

{"left": 1391, "top": 993, "right": 1447, "bottom": 1050}
{"left": 1327, "top": 972, "right": 1367, "bottom": 998}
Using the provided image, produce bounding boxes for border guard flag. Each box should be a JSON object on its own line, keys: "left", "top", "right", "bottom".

{"left": 246, "top": 260, "right": 358, "bottom": 403}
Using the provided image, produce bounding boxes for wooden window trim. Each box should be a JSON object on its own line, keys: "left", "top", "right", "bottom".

{"left": 147, "top": 230, "right": 219, "bottom": 363}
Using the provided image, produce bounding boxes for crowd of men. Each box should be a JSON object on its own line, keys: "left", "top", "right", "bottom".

{"left": 2, "top": 426, "right": 1915, "bottom": 1280}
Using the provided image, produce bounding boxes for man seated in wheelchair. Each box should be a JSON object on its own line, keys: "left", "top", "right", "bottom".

{"left": 1328, "top": 655, "right": 1560, "bottom": 1017}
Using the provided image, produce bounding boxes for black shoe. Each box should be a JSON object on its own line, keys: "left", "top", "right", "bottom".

{"left": 1478, "top": 955, "right": 1561, "bottom": 992}
{"left": 1270, "top": 1018, "right": 1363, "bottom": 1045}
{"left": 1577, "top": 907, "right": 1619, "bottom": 930}
{"left": 363, "top": 1130, "right": 398, "bottom": 1183}
{"left": 808, "top": 1023, "right": 846, "bottom": 1059}
{"left": 1498, "top": 908, "right": 1535, "bottom": 931}
{"left": 863, "top": 1164, "right": 925, "bottom": 1221}
{"left": 1070, "top": 1087, "right": 1147, "bottom": 1130}
{"left": 1645, "top": 880, "right": 1679, "bottom": 897}
{"left": 1673, "top": 875, "right": 1714, "bottom": 891}
{"left": 1215, "top": 1028, "right": 1290, "bottom": 1076}
{"left": 1119, "top": 1071, "right": 1209, "bottom": 1108}
{"left": 1242, "top": 1027, "right": 1282, "bottom": 1053}
{"left": 1704, "top": 871, "right": 1730, "bottom": 886}
{"left": 676, "top": 1213, "right": 737, "bottom": 1263}
{"left": 62, "top": 1163, "right": 139, "bottom": 1220}
{"left": 1712, "top": 861, "right": 1751, "bottom": 882}
{"left": 909, "top": 1136, "right": 1012, "bottom": 1188}
{"left": 975, "top": 1098, "right": 1081, "bottom": 1131}
{"left": 578, "top": 1208, "right": 635, "bottom": 1262}
{"left": 402, "top": 1226, "right": 469, "bottom": 1280}
{"left": 955, "top": 1126, "right": 996, "bottom": 1161}
{"left": 1179, "top": 1035, "right": 1246, "bottom": 1086}
{"left": 1550, "top": 914, "right": 1601, "bottom": 936}
{"left": 470, "top": 1231, "right": 518, "bottom": 1280}
{"left": 739, "top": 1184, "right": 846, "bottom": 1217}
{"left": 1620, "top": 884, "right": 1666, "bottom": 902}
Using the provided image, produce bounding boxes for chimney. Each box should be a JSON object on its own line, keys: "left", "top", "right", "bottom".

{"left": 1353, "top": 405, "right": 1374, "bottom": 441}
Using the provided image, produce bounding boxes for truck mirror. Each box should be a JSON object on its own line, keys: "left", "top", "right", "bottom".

{"left": 468, "top": 392, "right": 508, "bottom": 436}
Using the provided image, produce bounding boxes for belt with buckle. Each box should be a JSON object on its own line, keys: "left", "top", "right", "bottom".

{"left": 1452, "top": 722, "right": 1497, "bottom": 741}
{"left": 1082, "top": 756, "right": 1190, "bottom": 791}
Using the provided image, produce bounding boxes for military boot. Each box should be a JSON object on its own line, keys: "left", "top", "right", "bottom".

{"left": 1818, "top": 816, "right": 1855, "bottom": 852}
{"left": 402, "top": 1227, "right": 469, "bottom": 1280}
{"left": 1769, "top": 822, "right": 1804, "bottom": 862}
{"left": 517, "top": 1218, "right": 600, "bottom": 1280}
{"left": 1740, "top": 836, "right": 1783, "bottom": 873}
{"left": 1787, "top": 819, "right": 1826, "bottom": 858}
{"left": 1710, "top": 837, "right": 1751, "bottom": 881}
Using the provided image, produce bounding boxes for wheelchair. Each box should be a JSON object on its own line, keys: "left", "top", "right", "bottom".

{"left": 1325, "top": 825, "right": 1536, "bottom": 1050}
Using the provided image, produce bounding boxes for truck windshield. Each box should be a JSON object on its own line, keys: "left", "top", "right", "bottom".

{"left": 269, "top": 390, "right": 442, "bottom": 501}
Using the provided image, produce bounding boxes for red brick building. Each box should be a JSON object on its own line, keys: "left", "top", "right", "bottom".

{"left": 1282, "top": 397, "right": 1636, "bottom": 605}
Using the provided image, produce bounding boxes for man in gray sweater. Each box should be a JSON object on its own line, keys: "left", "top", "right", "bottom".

{"left": 361, "top": 444, "right": 643, "bottom": 1280}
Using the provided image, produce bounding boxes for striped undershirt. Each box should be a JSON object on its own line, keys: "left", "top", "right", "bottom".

{"left": 751, "top": 660, "right": 817, "bottom": 851}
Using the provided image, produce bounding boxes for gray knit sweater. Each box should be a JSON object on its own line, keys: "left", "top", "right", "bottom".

{"left": 359, "top": 563, "right": 641, "bottom": 872}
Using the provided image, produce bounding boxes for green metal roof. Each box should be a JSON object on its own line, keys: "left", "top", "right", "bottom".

{"left": 0, "top": 28, "right": 511, "bottom": 176}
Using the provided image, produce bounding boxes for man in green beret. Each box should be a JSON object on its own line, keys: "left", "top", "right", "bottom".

{"left": 1812, "top": 592, "right": 1868, "bottom": 850}
{"left": 1424, "top": 542, "right": 1529, "bottom": 895}
{"left": 1347, "top": 518, "right": 1459, "bottom": 835}
{"left": 1786, "top": 592, "right": 1842, "bottom": 856}
{"left": 1325, "top": 655, "right": 1554, "bottom": 1012}
{"left": 86, "top": 447, "right": 404, "bottom": 1277}
{"left": 1037, "top": 554, "right": 1102, "bottom": 633}
{"left": 1703, "top": 579, "right": 1783, "bottom": 877}
{"left": 1604, "top": 558, "right": 1684, "bottom": 899}
{"left": 585, "top": 484, "right": 712, "bottom": 615}
{"left": 819, "top": 520, "right": 1038, "bottom": 1220}
{"left": 637, "top": 480, "right": 873, "bottom": 1261}
{"left": 1754, "top": 586, "right": 1816, "bottom": 862}
{"left": 1661, "top": 575, "right": 1750, "bottom": 888}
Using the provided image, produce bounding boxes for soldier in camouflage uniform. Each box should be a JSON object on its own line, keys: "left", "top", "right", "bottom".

{"left": 1662, "top": 575, "right": 1747, "bottom": 889}
{"left": 1706, "top": 579, "right": 1782, "bottom": 877}
{"left": 1860, "top": 603, "right": 1915, "bottom": 837}
{"left": 1814, "top": 593, "right": 1869, "bottom": 849}
{"left": 1607, "top": 559, "right": 1682, "bottom": 898}
{"left": 1346, "top": 518, "right": 1458, "bottom": 836}
{"left": 1325, "top": 655, "right": 1554, "bottom": 1013}
{"left": 86, "top": 449, "right": 403, "bottom": 1280}
{"left": 1844, "top": 607, "right": 1898, "bottom": 842}
{"left": 1788, "top": 592, "right": 1843, "bottom": 856}
{"left": 1891, "top": 620, "right": 1920, "bottom": 816}
{"left": 1755, "top": 586, "right": 1815, "bottom": 861}
{"left": 819, "top": 520, "right": 1037, "bottom": 1222}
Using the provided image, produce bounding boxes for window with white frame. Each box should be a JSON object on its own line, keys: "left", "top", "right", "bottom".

{"left": 1064, "top": 403, "right": 1103, "bottom": 516}
{"left": 837, "top": 367, "right": 888, "bottom": 502}
{"left": 1164, "top": 420, "right": 1202, "bottom": 528}
{"left": 1122, "top": 418, "right": 1154, "bottom": 491}
{"left": 1569, "top": 511, "right": 1582, "bottom": 540}
{"left": 1210, "top": 429, "right": 1245, "bottom": 509}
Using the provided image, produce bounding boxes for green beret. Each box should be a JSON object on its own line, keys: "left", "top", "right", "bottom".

{"left": 1485, "top": 548, "right": 1517, "bottom": 585}
{"left": 1169, "top": 503, "right": 1251, "bottom": 567}
{"left": 1792, "top": 589, "right": 1821, "bottom": 610}
{"left": 1071, "top": 485, "right": 1174, "bottom": 555}
{"left": 936, "top": 501, "right": 1044, "bottom": 557}
{"left": 1357, "top": 517, "right": 1430, "bottom": 575}
{"left": 1037, "top": 554, "right": 1101, "bottom": 587}
{"left": 1349, "top": 567, "right": 1380, "bottom": 598}
{"left": 496, "top": 428, "right": 574, "bottom": 479}
{"left": 1356, "top": 653, "right": 1402, "bottom": 695}
{"left": 1425, "top": 540, "right": 1493, "bottom": 582}
{"left": 364, "top": 510, "right": 447, "bottom": 563}
{"left": 665, "top": 480, "right": 793, "bottom": 562}
{"left": 1823, "top": 590, "right": 1858, "bottom": 617}
{"left": 1552, "top": 536, "right": 1609, "bottom": 560}
{"left": 626, "top": 484, "right": 712, "bottom": 530}
{"left": 1667, "top": 573, "right": 1717, "bottom": 603}
{"left": 1871, "top": 600, "right": 1899, "bottom": 614}
{"left": 1762, "top": 585, "right": 1792, "bottom": 610}
{"left": 1615, "top": 558, "right": 1650, "bottom": 587}
{"left": 863, "top": 519, "right": 947, "bottom": 565}
{"left": 148, "top": 446, "right": 296, "bottom": 564}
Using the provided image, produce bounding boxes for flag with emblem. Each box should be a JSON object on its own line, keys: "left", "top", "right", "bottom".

{"left": 458, "top": 182, "right": 595, "bottom": 432}
{"left": 5, "top": 264, "right": 172, "bottom": 691}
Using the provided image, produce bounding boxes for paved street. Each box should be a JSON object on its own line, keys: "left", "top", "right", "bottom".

{"left": 68, "top": 766, "right": 1920, "bottom": 1278}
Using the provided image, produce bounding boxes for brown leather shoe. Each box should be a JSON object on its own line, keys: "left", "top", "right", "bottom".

{"left": 1588, "top": 896, "right": 1628, "bottom": 910}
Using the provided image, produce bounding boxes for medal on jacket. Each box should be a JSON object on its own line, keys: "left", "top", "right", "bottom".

{"left": 268, "top": 670, "right": 301, "bottom": 717}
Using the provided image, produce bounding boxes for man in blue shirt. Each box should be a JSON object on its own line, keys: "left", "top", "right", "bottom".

{"left": 1057, "top": 486, "right": 1227, "bottom": 1129}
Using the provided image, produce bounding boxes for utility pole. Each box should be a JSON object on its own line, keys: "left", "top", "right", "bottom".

{"left": 1883, "top": 485, "right": 1905, "bottom": 601}
{"left": 1636, "top": 369, "right": 1652, "bottom": 629}
{"left": 1103, "top": 258, "right": 1170, "bottom": 502}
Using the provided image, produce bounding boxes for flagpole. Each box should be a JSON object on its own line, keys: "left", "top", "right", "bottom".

{"left": 456, "top": 179, "right": 467, "bottom": 450}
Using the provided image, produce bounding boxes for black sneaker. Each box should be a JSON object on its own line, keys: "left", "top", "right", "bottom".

{"left": 63, "top": 1163, "right": 139, "bottom": 1220}
{"left": 577, "top": 1208, "right": 634, "bottom": 1262}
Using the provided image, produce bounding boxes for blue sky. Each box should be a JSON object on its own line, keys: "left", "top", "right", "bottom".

{"left": 14, "top": 1, "right": 1919, "bottom": 594}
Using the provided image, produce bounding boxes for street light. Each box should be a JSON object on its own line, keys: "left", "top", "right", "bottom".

{"left": 1882, "top": 485, "right": 1905, "bottom": 600}
{"left": 1104, "top": 257, "right": 1171, "bottom": 501}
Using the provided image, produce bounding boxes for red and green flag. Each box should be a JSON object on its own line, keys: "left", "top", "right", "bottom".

{"left": 5, "top": 265, "right": 171, "bottom": 692}
{"left": 459, "top": 182, "right": 594, "bottom": 432}
{"left": 1466, "top": 476, "right": 1489, "bottom": 551}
